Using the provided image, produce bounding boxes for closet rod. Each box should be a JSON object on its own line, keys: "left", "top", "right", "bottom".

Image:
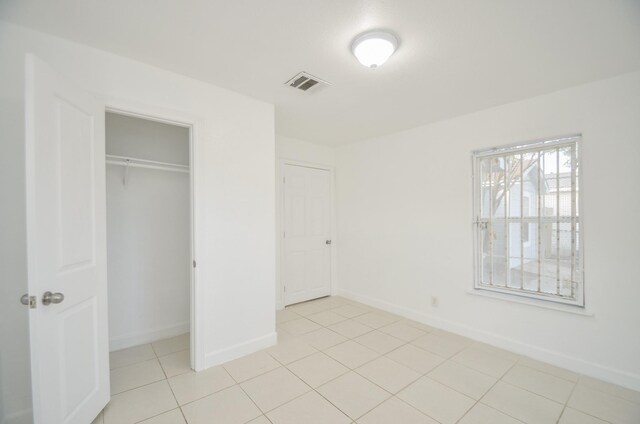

{"left": 106, "top": 154, "right": 189, "bottom": 174}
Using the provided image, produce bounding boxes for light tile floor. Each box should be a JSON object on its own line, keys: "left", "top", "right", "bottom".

{"left": 92, "top": 296, "right": 640, "bottom": 424}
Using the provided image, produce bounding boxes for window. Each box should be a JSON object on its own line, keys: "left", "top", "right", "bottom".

{"left": 472, "top": 135, "right": 583, "bottom": 306}
{"left": 522, "top": 195, "right": 531, "bottom": 244}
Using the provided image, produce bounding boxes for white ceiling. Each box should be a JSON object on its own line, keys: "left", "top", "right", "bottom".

{"left": 2, "top": 0, "right": 639, "bottom": 145}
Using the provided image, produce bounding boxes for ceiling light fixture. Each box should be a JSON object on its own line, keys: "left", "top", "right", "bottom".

{"left": 351, "top": 30, "right": 399, "bottom": 69}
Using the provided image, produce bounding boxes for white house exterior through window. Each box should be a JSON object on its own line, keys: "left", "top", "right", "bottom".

{"left": 472, "top": 135, "right": 583, "bottom": 306}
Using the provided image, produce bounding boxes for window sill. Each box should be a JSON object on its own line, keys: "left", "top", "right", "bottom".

{"left": 466, "top": 289, "right": 594, "bottom": 317}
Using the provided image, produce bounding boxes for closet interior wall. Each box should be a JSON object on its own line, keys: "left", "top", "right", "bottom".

{"left": 105, "top": 112, "right": 191, "bottom": 351}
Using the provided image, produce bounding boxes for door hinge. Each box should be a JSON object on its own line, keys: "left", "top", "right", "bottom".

{"left": 283, "top": 176, "right": 286, "bottom": 184}
{"left": 193, "top": 260, "right": 196, "bottom": 268}
{"left": 284, "top": 286, "right": 286, "bottom": 292}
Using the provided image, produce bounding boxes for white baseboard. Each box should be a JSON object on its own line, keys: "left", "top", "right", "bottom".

{"left": 109, "top": 321, "right": 190, "bottom": 352}
{"left": 337, "top": 289, "right": 640, "bottom": 391}
{"left": 204, "top": 332, "right": 277, "bottom": 369}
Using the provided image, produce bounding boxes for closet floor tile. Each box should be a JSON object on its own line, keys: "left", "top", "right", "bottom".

{"left": 152, "top": 334, "right": 190, "bottom": 357}
{"left": 110, "top": 344, "right": 156, "bottom": 370}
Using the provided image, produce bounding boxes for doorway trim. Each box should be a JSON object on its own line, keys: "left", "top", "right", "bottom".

{"left": 104, "top": 98, "right": 205, "bottom": 371}
{"left": 276, "top": 158, "right": 337, "bottom": 310}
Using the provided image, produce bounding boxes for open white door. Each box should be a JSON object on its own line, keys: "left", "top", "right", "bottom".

{"left": 283, "top": 164, "right": 332, "bottom": 305}
{"left": 25, "top": 55, "right": 109, "bottom": 424}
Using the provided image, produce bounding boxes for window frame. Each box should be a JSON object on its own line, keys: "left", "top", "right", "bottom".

{"left": 471, "top": 134, "right": 584, "bottom": 307}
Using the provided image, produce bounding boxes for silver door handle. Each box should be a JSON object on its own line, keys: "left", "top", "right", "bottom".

{"left": 21, "top": 294, "right": 36, "bottom": 308}
{"left": 326, "top": 240, "right": 332, "bottom": 245}
{"left": 42, "top": 291, "right": 64, "bottom": 305}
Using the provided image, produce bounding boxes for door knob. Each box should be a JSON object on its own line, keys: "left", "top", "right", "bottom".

{"left": 42, "top": 291, "right": 64, "bottom": 305}
{"left": 20, "top": 294, "right": 36, "bottom": 308}
{"left": 326, "top": 240, "right": 332, "bottom": 245}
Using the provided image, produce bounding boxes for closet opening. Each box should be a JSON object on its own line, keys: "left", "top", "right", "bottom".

{"left": 105, "top": 110, "right": 195, "bottom": 373}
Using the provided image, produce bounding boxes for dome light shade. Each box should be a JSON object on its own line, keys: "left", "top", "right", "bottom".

{"left": 351, "top": 30, "right": 398, "bottom": 68}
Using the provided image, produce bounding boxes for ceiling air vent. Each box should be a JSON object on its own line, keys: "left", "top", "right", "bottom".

{"left": 285, "top": 72, "right": 331, "bottom": 92}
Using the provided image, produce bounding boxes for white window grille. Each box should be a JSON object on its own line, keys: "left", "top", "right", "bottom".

{"left": 472, "top": 135, "right": 583, "bottom": 306}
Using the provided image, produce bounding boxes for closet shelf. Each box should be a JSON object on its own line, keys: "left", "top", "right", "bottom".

{"left": 106, "top": 154, "right": 189, "bottom": 174}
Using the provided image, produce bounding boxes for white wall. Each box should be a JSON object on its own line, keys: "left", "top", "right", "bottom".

{"left": 277, "top": 135, "right": 336, "bottom": 167}
{"left": 275, "top": 135, "right": 335, "bottom": 309}
{"left": 0, "top": 21, "right": 276, "bottom": 389}
{"left": 106, "top": 113, "right": 191, "bottom": 351}
{"left": 0, "top": 24, "right": 33, "bottom": 424}
{"left": 335, "top": 71, "right": 640, "bottom": 390}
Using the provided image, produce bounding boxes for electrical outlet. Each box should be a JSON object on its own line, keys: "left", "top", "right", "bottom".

{"left": 431, "top": 296, "right": 439, "bottom": 307}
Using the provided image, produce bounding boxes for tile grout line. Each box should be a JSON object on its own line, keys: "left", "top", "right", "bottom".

{"left": 109, "top": 375, "right": 167, "bottom": 397}
{"left": 388, "top": 344, "right": 478, "bottom": 423}
{"left": 162, "top": 364, "right": 184, "bottom": 420}
{"left": 311, "top": 379, "right": 387, "bottom": 423}
{"left": 554, "top": 380, "right": 579, "bottom": 424}
{"left": 284, "top": 326, "right": 423, "bottom": 421}
{"left": 337, "top": 299, "right": 640, "bottom": 405}
{"left": 452, "top": 360, "right": 522, "bottom": 424}
{"left": 131, "top": 407, "right": 181, "bottom": 424}
{"left": 235, "top": 361, "right": 317, "bottom": 420}
{"left": 274, "top": 316, "right": 397, "bottom": 421}
{"left": 220, "top": 361, "right": 271, "bottom": 423}
{"left": 283, "top": 307, "right": 495, "bottom": 423}
{"left": 290, "top": 300, "right": 640, "bottom": 422}
{"left": 515, "top": 359, "right": 581, "bottom": 384}
{"left": 174, "top": 367, "right": 237, "bottom": 409}
{"left": 555, "top": 383, "right": 616, "bottom": 424}
{"left": 112, "top": 300, "right": 639, "bottom": 424}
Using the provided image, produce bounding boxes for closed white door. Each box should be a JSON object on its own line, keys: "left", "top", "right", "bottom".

{"left": 283, "top": 164, "right": 332, "bottom": 305}
{"left": 25, "top": 55, "right": 110, "bottom": 424}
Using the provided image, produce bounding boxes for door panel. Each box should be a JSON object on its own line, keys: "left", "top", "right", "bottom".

{"left": 25, "top": 55, "right": 109, "bottom": 424}
{"left": 60, "top": 299, "right": 98, "bottom": 416}
{"left": 283, "top": 165, "right": 331, "bottom": 305}
{"left": 58, "top": 99, "right": 96, "bottom": 270}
